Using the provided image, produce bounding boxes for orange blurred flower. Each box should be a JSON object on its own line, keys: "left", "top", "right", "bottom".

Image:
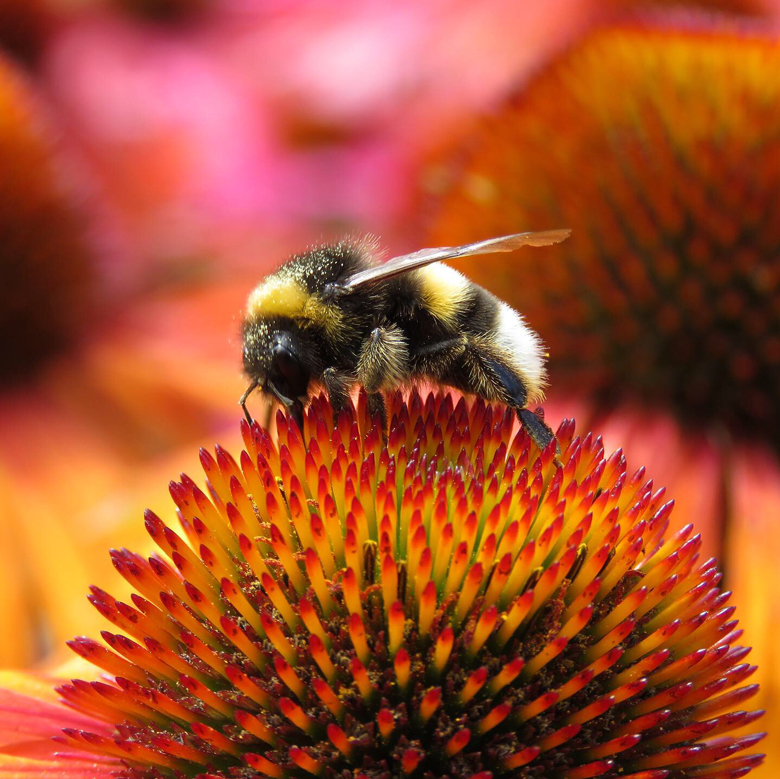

{"left": 0, "top": 52, "right": 257, "bottom": 667}
{"left": 114, "top": 0, "right": 207, "bottom": 22}
{"left": 426, "top": 19, "right": 780, "bottom": 775}
{"left": 0, "top": 393, "right": 767, "bottom": 778}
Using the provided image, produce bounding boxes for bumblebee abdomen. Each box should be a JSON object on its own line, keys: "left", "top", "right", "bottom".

{"left": 452, "top": 284, "right": 546, "bottom": 401}
{"left": 399, "top": 268, "right": 547, "bottom": 404}
{"left": 493, "top": 301, "right": 547, "bottom": 403}
{"left": 416, "top": 263, "right": 472, "bottom": 329}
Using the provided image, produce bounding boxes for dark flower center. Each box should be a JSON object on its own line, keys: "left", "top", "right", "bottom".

{"left": 0, "top": 58, "right": 96, "bottom": 386}
{"left": 426, "top": 24, "right": 780, "bottom": 446}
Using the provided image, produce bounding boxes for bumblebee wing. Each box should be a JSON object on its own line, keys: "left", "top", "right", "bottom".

{"left": 342, "top": 229, "right": 571, "bottom": 289}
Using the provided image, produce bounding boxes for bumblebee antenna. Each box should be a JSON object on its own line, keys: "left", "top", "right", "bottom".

{"left": 239, "top": 380, "right": 259, "bottom": 425}
{"left": 268, "top": 380, "right": 294, "bottom": 407}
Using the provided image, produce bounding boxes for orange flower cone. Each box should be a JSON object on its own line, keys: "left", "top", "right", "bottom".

{"left": 427, "top": 22, "right": 780, "bottom": 442}
{"left": 0, "top": 393, "right": 766, "bottom": 778}
{"left": 426, "top": 19, "right": 780, "bottom": 775}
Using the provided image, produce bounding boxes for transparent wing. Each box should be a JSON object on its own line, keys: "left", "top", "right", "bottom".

{"left": 342, "top": 229, "right": 571, "bottom": 289}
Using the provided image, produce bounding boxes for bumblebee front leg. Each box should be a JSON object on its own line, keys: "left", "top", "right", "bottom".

{"left": 289, "top": 400, "right": 305, "bottom": 435}
{"left": 322, "top": 367, "right": 353, "bottom": 424}
{"left": 239, "top": 380, "right": 259, "bottom": 425}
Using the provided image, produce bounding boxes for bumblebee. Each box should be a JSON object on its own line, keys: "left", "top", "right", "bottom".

{"left": 240, "top": 230, "right": 570, "bottom": 450}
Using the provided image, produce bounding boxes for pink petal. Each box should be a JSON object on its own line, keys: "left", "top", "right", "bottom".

{"left": 0, "top": 672, "right": 117, "bottom": 777}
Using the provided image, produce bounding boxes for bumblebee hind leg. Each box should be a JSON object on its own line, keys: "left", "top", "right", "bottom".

{"left": 518, "top": 407, "right": 556, "bottom": 450}
{"left": 478, "top": 354, "right": 556, "bottom": 453}
{"left": 424, "top": 338, "right": 555, "bottom": 454}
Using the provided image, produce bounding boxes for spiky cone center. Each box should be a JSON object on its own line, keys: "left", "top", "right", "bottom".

{"left": 61, "top": 391, "right": 765, "bottom": 778}
{"left": 426, "top": 23, "right": 780, "bottom": 444}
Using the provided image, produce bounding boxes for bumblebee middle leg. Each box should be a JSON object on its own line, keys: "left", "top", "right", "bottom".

{"left": 356, "top": 325, "right": 409, "bottom": 393}
{"left": 356, "top": 325, "right": 408, "bottom": 434}
{"left": 410, "top": 336, "right": 467, "bottom": 373}
{"left": 367, "top": 392, "right": 387, "bottom": 432}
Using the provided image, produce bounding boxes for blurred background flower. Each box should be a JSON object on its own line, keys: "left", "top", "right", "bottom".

{"left": 0, "top": 49, "right": 251, "bottom": 666}
{"left": 425, "top": 17, "right": 780, "bottom": 775}
{"left": 0, "top": 0, "right": 778, "bottom": 774}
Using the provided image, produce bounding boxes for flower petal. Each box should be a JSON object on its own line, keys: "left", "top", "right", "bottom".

{"left": 0, "top": 752, "right": 116, "bottom": 778}
{"left": 0, "top": 671, "right": 116, "bottom": 778}
{"left": 729, "top": 445, "right": 780, "bottom": 777}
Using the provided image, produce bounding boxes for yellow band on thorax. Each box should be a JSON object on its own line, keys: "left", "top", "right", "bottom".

{"left": 246, "top": 277, "right": 309, "bottom": 319}
{"left": 246, "top": 275, "right": 345, "bottom": 335}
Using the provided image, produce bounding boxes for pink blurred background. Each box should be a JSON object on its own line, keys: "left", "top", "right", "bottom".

{"left": 0, "top": 0, "right": 778, "bottom": 773}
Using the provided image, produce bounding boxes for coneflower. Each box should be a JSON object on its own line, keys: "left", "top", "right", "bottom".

{"left": 426, "top": 22, "right": 780, "bottom": 447}
{"left": 0, "top": 49, "right": 253, "bottom": 668}
{"left": 40, "top": 391, "right": 766, "bottom": 778}
{"left": 423, "top": 21, "right": 780, "bottom": 772}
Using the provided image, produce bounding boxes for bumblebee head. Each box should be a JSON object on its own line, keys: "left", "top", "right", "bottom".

{"left": 242, "top": 319, "right": 318, "bottom": 408}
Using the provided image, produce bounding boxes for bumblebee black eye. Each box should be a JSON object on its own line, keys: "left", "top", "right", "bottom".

{"left": 273, "top": 343, "right": 300, "bottom": 377}
{"left": 271, "top": 336, "right": 309, "bottom": 398}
